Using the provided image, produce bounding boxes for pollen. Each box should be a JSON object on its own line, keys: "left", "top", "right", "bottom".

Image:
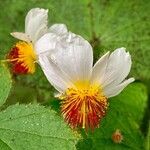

{"left": 60, "top": 82, "right": 108, "bottom": 130}
{"left": 8, "top": 42, "right": 37, "bottom": 74}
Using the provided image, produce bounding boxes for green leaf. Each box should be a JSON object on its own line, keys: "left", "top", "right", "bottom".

{"left": 0, "top": 139, "right": 11, "bottom": 150}
{"left": 0, "top": 104, "right": 79, "bottom": 150}
{"left": 91, "top": 0, "right": 150, "bottom": 81}
{"left": 77, "top": 83, "right": 147, "bottom": 150}
{"left": 0, "top": 64, "right": 12, "bottom": 107}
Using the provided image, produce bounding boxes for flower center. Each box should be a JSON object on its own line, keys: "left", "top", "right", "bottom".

{"left": 60, "top": 81, "right": 108, "bottom": 130}
{"left": 8, "top": 41, "right": 37, "bottom": 74}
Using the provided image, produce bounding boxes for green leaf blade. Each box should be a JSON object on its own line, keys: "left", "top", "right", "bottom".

{"left": 0, "top": 65, "right": 12, "bottom": 107}
{"left": 0, "top": 104, "right": 79, "bottom": 150}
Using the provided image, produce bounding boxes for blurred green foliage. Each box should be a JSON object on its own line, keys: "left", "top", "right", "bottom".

{"left": 0, "top": 0, "right": 149, "bottom": 149}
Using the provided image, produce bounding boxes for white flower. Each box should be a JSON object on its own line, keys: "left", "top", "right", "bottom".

{"left": 11, "top": 8, "right": 48, "bottom": 43}
{"left": 8, "top": 8, "right": 68, "bottom": 74}
{"left": 37, "top": 32, "right": 134, "bottom": 129}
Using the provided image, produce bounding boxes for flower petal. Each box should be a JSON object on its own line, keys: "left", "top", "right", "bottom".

{"left": 91, "top": 48, "right": 133, "bottom": 98}
{"left": 35, "top": 24, "right": 69, "bottom": 55}
{"left": 10, "top": 32, "right": 31, "bottom": 43}
{"left": 34, "top": 33, "right": 58, "bottom": 55}
{"left": 38, "top": 55, "right": 73, "bottom": 93}
{"left": 104, "top": 78, "right": 135, "bottom": 98}
{"left": 102, "top": 48, "right": 132, "bottom": 87}
{"left": 91, "top": 51, "right": 110, "bottom": 84}
{"left": 49, "top": 24, "right": 68, "bottom": 36}
{"left": 96, "top": 48, "right": 132, "bottom": 88}
{"left": 49, "top": 33, "right": 93, "bottom": 82}
{"left": 25, "top": 8, "right": 48, "bottom": 42}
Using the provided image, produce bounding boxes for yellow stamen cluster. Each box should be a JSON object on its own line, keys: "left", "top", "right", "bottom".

{"left": 61, "top": 81, "right": 108, "bottom": 130}
{"left": 8, "top": 41, "right": 37, "bottom": 74}
{"left": 15, "top": 42, "right": 37, "bottom": 73}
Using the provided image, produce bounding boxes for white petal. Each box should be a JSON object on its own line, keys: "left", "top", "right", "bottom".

{"left": 49, "top": 24, "right": 68, "bottom": 36}
{"left": 104, "top": 78, "right": 135, "bottom": 98}
{"left": 54, "top": 92, "right": 62, "bottom": 98}
{"left": 38, "top": 55, "right": 73, "bottom": 93}
{"left": 91, "top": 51, "right": 110, "bottom": 84}
{"left": 25, "top": 8, "right": 48, "bottom": 42}
{"left": 101, "top": 48, "right": 132, "bottom": 88}
{"left": 10, "top": 32, "right": 31, "bottom": 42}
{"left": 49, "top": 33, "right": 93, "bottom": 82}
{"left": 34, "top": 29, "right": 69, "bottom": 54}
{"left": 34, "top": 33, "right": 58, "bottom": 55}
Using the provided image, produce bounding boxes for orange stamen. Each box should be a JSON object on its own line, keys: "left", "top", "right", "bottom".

{"left": 7, "top": 41, "right": 37, "bottom": 74}
{"left": 60, "top": 82, "right": 108, "bottom": 130}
